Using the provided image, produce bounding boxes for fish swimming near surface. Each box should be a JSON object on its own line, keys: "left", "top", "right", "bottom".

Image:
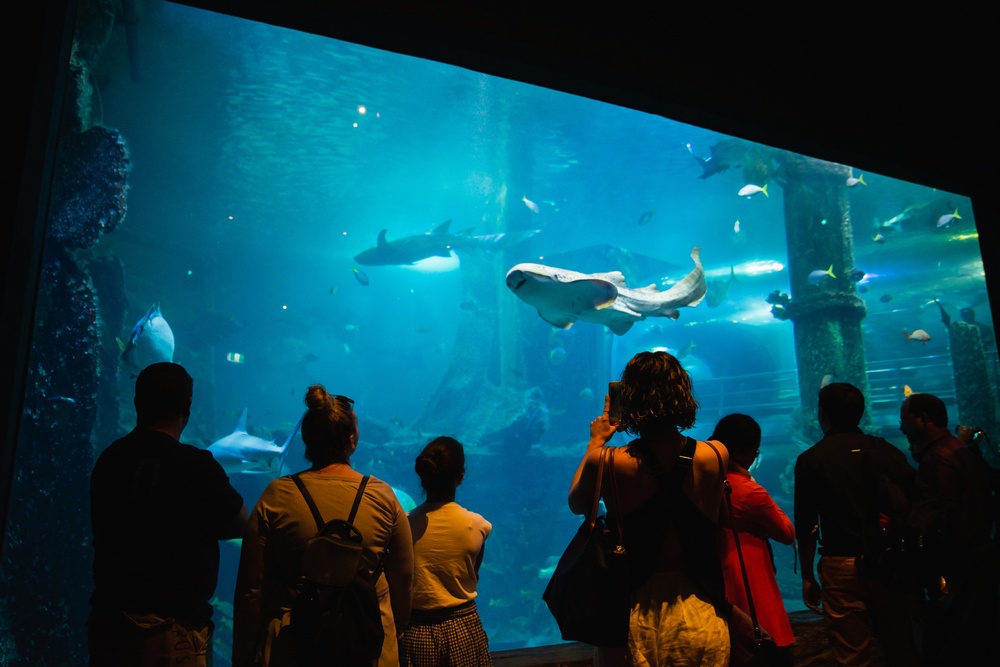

{"left": 706, "top": 266, "right": 736, "bottom": 308}
{"left": 686, "top": 139, "right": 750, "bottom": 179}
{"left": 354, "top": 220, "right": 538, "bottom": 266}
{"left": 846, "top": 173, "right": 867, "bottom": 187}
{"left": 505, "top": 247, "right": 706, "bottom": 336}
{"left": 208, "top": 408, "right": 303, "bottom": 476}
{"left": 738, "top": 183, "right": 768, "bottom": 198}
{"left": 119, "top": 304, "right": 175, "bottom": 376}
{"left": 904, "top": 329, "right": 931, "bottom": 345}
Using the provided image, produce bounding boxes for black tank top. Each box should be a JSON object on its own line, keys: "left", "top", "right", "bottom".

{"left": 620, "top": 437, "right": 728, "bottom": 612}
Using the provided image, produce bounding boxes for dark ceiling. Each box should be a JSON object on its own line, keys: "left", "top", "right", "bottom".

{"left": 7, "top": 1, "right": 998, "bottom": 310}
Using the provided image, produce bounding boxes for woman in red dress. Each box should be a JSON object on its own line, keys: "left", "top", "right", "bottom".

{"left": 711, "top": 413, "right": 796, "bottom": 666}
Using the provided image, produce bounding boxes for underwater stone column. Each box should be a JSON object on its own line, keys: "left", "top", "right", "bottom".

{"left": 777, "top": 155, "right": 871, "bottom": 415}
{"left": 2, "top": 15, "right": 130, "bottom": 661}
{"left": 947, "top": 320, "right": 999, "bottom": 435}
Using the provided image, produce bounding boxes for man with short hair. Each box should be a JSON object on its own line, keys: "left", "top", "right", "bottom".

{"left": 795, "top": 382, "right": 919, "bottom": 665}
{"left": 89, "top": 362, "right": 247, "bottom": 666}
{"left": 899, "top": 392, "right": 998, "bottom": 665}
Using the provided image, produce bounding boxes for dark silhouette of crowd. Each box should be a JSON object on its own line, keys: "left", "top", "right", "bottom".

{"left": 89, "top": 360, "right": 998, "bottom": 666}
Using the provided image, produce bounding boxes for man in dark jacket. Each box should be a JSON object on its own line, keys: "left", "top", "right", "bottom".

{"left": 900, "top": 392, "right": 999, "bottom": 665}
{"left": 795, "top": 382, "right": 919, "bottom": 665}
{"left": 89, "top": 362, "right": 247, "bottom": 666}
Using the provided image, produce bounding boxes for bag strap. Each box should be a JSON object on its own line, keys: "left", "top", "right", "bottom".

{"left": 587, "top": 447, "right": 609, "bottom": 529}
{"left": 291, "top": 473, "right": 371, "bottom": 532}
{"left": 707, "top": 441, "right": 765, "bottom": 641}
{"left": 606, "top": 447, "right": 625, "bottom": 548}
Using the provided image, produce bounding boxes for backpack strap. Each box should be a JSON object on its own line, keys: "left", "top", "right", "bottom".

{"left": 346, "top": 475, "right": 370, "bottom": 524}
{"left": 291, "top": 473, "right": 371, "bottom": 532}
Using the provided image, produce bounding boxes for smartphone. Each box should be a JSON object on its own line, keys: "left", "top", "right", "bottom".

{"left": 607, "top": 381, "right": 622, "bottom": 426}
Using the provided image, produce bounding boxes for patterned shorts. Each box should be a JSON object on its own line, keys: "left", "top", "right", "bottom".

{"left": 400, "top": 601, "right": 493, "bottom": 667}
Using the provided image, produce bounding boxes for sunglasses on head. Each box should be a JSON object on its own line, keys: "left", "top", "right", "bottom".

{"left": 332, "top": 394, "right": 354, "bottom": 406}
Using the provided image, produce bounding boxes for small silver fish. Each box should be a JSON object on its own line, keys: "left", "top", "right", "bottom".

{"left": 936, "top": 209, "right": 962, "bottom": 227}
{"left": 808, "top": 266, "right": 835, "bottom": 284}
{"left": 738, "top": 184, "right": 768, "bottom": 198}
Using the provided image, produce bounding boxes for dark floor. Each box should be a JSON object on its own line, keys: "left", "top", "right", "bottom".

{"left": 491, "top": 610, "right": 855, "bottom": 667}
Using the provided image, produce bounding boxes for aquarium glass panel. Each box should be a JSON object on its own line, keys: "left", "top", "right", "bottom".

{"left": 3, "top": 1, "right": 997, "bottom": 663}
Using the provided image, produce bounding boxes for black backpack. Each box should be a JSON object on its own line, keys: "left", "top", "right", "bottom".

{"left": 287, "top": 474, "right": 385, "bottom": 666}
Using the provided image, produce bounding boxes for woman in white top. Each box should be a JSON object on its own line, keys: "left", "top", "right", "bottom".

{"left": 400, "top": 436, "right": 493, "bottom": 667}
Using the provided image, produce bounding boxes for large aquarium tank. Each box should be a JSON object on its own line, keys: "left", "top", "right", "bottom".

{"left": 2, "top": 1, "right": 997, "bottom": 664}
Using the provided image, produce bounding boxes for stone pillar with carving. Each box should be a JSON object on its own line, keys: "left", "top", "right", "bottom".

{"left": 773, "top": 155, "right": 871, "bottom": 417}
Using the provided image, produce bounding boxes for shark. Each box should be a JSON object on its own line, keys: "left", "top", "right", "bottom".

{"left": 706, "top": 266, "right": 737, "bottom": 308}
{"left": 505, "top": 247, "right": 706, "bottom": 335}
{"left": 354, "top": 220, "right": 539, "bottom": 266}
{"left": 686, "top": 139, "right": 752, "bottom": 179}
{"left": 208, "top": 408, "right": 303, "bottom": 476}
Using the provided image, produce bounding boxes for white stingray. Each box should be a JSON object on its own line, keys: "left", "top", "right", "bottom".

{"left": 505, "top": 247, "right": 706, "bottom": 335}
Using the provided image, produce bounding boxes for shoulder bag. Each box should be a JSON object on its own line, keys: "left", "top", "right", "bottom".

{"left": 708, "top": 442, "right": 781, "bottom": 666}
{"left": 543, "top": 446, "right": 630, "bottom": 647}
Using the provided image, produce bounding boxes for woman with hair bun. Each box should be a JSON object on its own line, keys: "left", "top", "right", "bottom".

{"left": 233, "top": 385, "right": 413, "bottom": 667}
{"left": 399, "top": 436, "right": 493, "bottom": 667}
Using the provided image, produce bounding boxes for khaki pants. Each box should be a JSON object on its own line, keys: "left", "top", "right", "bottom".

{"left": 819, "top": 555, "right": 918, "bottom": 666}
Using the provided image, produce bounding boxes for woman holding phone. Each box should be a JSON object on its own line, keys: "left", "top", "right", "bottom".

{"left": 569, "top": 351, "right": 733, "bottom": 666}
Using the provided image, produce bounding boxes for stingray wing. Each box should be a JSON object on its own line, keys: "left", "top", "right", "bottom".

{"left": 534, "top": 278, "right": 619, "bottom": 329}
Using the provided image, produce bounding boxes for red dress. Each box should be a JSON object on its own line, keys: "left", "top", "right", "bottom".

{"left": 717, "top": 468, "right": 796, "bottom": 647}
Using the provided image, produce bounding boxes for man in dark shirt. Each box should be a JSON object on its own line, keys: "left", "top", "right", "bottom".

{"left": 89, "top": 362, "right": 247, "bottom": 666}
{"left": 795, "top": 382, "right": 918, "bottom": 665}
{"left": 900, "top": 392, "right": 999, "bottom": 665}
